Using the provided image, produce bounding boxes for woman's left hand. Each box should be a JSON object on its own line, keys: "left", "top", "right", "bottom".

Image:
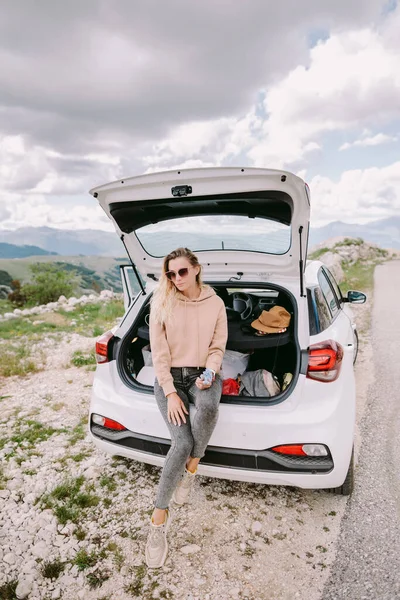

{"left": 195, "top": 376, "right": 214, "bottom": 390}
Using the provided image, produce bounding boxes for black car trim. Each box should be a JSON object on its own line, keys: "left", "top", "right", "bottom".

{"left": 91, "top": 424, "right": 333, "bottom": 474}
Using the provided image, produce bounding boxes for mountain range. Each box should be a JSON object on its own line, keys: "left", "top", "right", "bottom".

{"left": 0, "top": 217, "right": 399, "bottom": 258}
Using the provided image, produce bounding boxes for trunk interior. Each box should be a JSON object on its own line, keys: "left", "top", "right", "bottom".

{"left": 119, "top": 283, "right": 299, "bottom": 403}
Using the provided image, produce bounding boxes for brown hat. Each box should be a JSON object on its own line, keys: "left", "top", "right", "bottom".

{"left": 251, "top": 305, "right": 291, "bottom": 334}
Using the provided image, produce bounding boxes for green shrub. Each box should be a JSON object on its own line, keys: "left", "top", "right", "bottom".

{"left": 8, "top": 280, "right": 28, "bottom": 307}
{"left": 23, "top": 263, "right": 77, "bottom": 305}
{"left": 9, "top": 264, "right": 79, "bottom": 307}
{"left": 0, "top": 270, "right": 13, "bottom": 286}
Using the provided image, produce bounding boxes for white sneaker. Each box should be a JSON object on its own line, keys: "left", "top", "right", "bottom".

{"left": 171, "top": 467, "right": 197, "bottom": 506}
{"left": 145, "top": 508, "right": 171, "bottom": 568}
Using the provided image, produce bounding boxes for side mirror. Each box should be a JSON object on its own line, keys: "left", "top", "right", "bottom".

{"left": 346, "top": 290, "right": 367, "bottom": 304}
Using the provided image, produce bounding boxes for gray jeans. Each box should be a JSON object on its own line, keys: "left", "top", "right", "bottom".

{"left": 153, "top": 367, "right": 222, "bottom": 510}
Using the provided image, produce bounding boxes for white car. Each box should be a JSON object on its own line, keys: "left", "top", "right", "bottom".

{"left": 88, "top": 167, "right": 366, "bottom": 496}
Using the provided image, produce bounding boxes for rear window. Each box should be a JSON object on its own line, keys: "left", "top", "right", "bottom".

{"left": 135, "top": 215, "right": 291, "bottom": 257}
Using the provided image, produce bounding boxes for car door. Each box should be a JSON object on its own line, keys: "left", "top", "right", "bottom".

{"left": 314, "top": 267, "right": 355, "bottom": 364}
{"left": 322, "top": 267, "right": 357, "bottom": 358}
{"left": 119, "top": 265, "right": 143, "bottom": 312}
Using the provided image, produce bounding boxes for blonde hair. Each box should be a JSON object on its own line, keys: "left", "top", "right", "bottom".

{"left": 150, "top": 247, "right": 203, "bottom": 325}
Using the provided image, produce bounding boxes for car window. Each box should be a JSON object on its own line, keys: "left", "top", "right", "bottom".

{"left": 314, "top": 287, "right": 332, "bottom": 331}
{"left": 318, "top": 270, "right": 340, "bottom": 319}
{"left": 323, "top": 268, "right": 343, "bottom": 304}
{"left": 307, "top": 288, "right": 318, "bottom": 335}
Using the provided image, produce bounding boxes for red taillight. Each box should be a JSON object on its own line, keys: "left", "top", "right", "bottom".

{"left": 95, "top": 331, "right": 114, "bottom": 364}
{"left": 307, "top": 340, "right": 343, "bottom": 382}
{"left": 103, "top": 417, "right": 126, "bottom": 431}
{"left": 92, "top": 414, "right": 126, "bottom": 430}
{"left": 271, "top": 444, "right": 307, "bottom": 456}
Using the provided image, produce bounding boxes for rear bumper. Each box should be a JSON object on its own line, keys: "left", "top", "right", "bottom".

{"left": 89, "top": 424, "right": 344, "bottom": 489}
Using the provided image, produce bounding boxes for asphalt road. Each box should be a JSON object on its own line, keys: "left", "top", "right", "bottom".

{"left": 322, "top": 261, "right": 400, "bottom": 600}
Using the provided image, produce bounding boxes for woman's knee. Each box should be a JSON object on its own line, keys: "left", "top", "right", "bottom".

{"left": 170, "top": 433, "right": 194, "bottom": 458}
{"left": 197, "top": 400, "right": 219, "bottom": 422}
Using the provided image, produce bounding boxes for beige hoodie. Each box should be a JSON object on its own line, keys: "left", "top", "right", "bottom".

{"left": 149, "top": 285, "right": 228, "bottom": 396}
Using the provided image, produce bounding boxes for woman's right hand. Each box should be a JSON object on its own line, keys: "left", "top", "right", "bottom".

{"left": 166, "top": 393, "right": 189, "bottom": 426}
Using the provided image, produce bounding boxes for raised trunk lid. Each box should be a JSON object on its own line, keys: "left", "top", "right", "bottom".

{"left": 90, "top": 167, "right": 310, "bottom": 286}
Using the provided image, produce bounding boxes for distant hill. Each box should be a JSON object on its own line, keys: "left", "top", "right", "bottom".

{"left": 0, "top": 226, "right": 123, "bottom": 256}
{"left": 1, "top": 217, "right": 399, "bottom": 256}
{"left": 0, "top": 255, "right": 131, "bottom": 294}
{"left": 0, "top": 243, "right": 58, "bottom": 259}
{"left": 309, "top": 217, "right": 400, "bottom": 250}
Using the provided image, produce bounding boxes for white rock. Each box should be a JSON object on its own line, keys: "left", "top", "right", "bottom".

{"left": 21, "top": 559, "right": 38, "bottom": 575}
{"left": 31, "top": 540, "right": 51, "bottom": 559}
{"left": 13, "top": 308, "right": 23, "bottom": 315}
{"left": 180, "top": 544, "right": 201, "bottom": 555}
{"left": 229, "top": 588, "right": 240, "bottom": 598}
{"left": 52, "top": 587, "right": 61, "bottom": 599}
{"left": 251, "top": 521, "right": 262, "bottom": 535}
{"left": 4, "top": 312, "right": 17, "bottom": 319}
{"left": 239, "top": 542, "right": 246, "bottom": 551}
{"left": 4, "top": 552, "right": 17, "bottom": 565}
{"left": 21, "top": 309, "right": 31, "bottom": 316}
{"left": 58, "top": 295, "right": 67, "bottom": 304}
{"left": 100, "top": 289, "right": 113, "bottom": 298}
{"left": 68, "top": 297, "right": 78, "bottom": 306}
{"left": 77, "top": 590, "right": 86, "bottom": 599}
{"left": 16, "top": 577, "right": 34, "bottom": 599}
{"left": 7, "top": 478, "right": 23, "bottom": 491}
{"left": 46, "top": 302, "right": 58, "bottom": 309}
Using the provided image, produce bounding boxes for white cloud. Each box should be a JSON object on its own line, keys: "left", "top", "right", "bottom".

{"left": 339, "top": 132, "right": 398, "bottom": 150}
{"left": 309, "top": 160, "right": 400, "bottom": 225}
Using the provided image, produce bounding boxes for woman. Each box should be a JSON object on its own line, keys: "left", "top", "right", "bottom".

{"left": 145, "top": 247, "right": 228, "bottom": 569}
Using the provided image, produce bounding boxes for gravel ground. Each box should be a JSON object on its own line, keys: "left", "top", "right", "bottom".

{"left": 0, "top": 301, "right": 371, "bottom": 600}
{"left": 322, "top": 261, "right": 400, "bottom": 600}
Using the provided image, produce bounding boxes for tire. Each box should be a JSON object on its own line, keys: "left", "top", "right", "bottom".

{"left": 328, "top": 446, "right": 355, "bottom": 496}
{"left": 353, "top": 329, "right": 359, "bottom": 365}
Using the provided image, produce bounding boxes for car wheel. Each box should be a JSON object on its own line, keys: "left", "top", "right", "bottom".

{"left": 353, "top": 329, "right": 359, "bottom": 365}
{"left": 328, "top": 446, "right": 354, "bottom": 496}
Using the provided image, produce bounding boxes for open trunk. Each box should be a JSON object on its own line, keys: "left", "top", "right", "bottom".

{"left": 118, "top": 282, "right": 300, "bottom": 404}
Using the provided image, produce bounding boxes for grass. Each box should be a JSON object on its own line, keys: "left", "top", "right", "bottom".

{"left": 41, "top": 558, "right": 66, "bottom": 579}
{"left": 37, "top": 475, "right": 100, "bottom": 525}
{"left": 125, "top": 565, "right": 147, "bottom": 597}
{"left": 309, "top": 246, "right": 330, "bottom": 260}
{"left": 0, "top": 316, "right": 59, "bottom": 341}
{"left": 71, "top": 350, "right": 96, "bottom": 367}
{"left": 68, "top": 417, "right": 88, "bottom": 446}
{"left": 74, "top": 548, "right": 102, "bottom": 570}
{"left": 87, "top": 569, "right": 111, "bottom": 589}
{"left": 340, "top": 259, "right": 378, "bottom": 294}
{"left": 57, "top": 299, "right": 124, "bottom": 337}
{"left": 99, "top": 475, "right": 117, "bottom": 492}
{"left": 0, "top": 344, "right": 43, "bottom": 377}
{"left": 0, "top": 580, "right": 18, "bottom": 599}
{"left": 0, "top": 298, "right": 124, "bottom": 343}
{"left": 10, "top": 419, "right": 62, "bottom": 448}
{"left": 0, "top": 465, "right": 8, "bottom": 490}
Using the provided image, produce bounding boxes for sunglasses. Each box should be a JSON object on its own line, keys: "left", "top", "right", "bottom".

{"left": 165, "top": 266, "right": 194, "bottom": 281}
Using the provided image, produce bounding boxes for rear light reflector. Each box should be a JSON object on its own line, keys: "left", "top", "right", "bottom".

{"left": 271, "top": 444, "right": 307, "bottom": 456}
{"left": 95, "top": 331, "right": 114, "bottom": 364}
{"left": 92, "top": 414, "right": 126, "bottom": 431}
{"left": 271, "top": 444, "right": 328, "bottom": 457}
{"left": 307, "top": 339, "right": 343, "bottom": 382}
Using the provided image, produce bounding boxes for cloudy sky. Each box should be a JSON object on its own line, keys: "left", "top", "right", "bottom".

{"left": 1, "top": 0, "right": 399, "bottom": 232}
